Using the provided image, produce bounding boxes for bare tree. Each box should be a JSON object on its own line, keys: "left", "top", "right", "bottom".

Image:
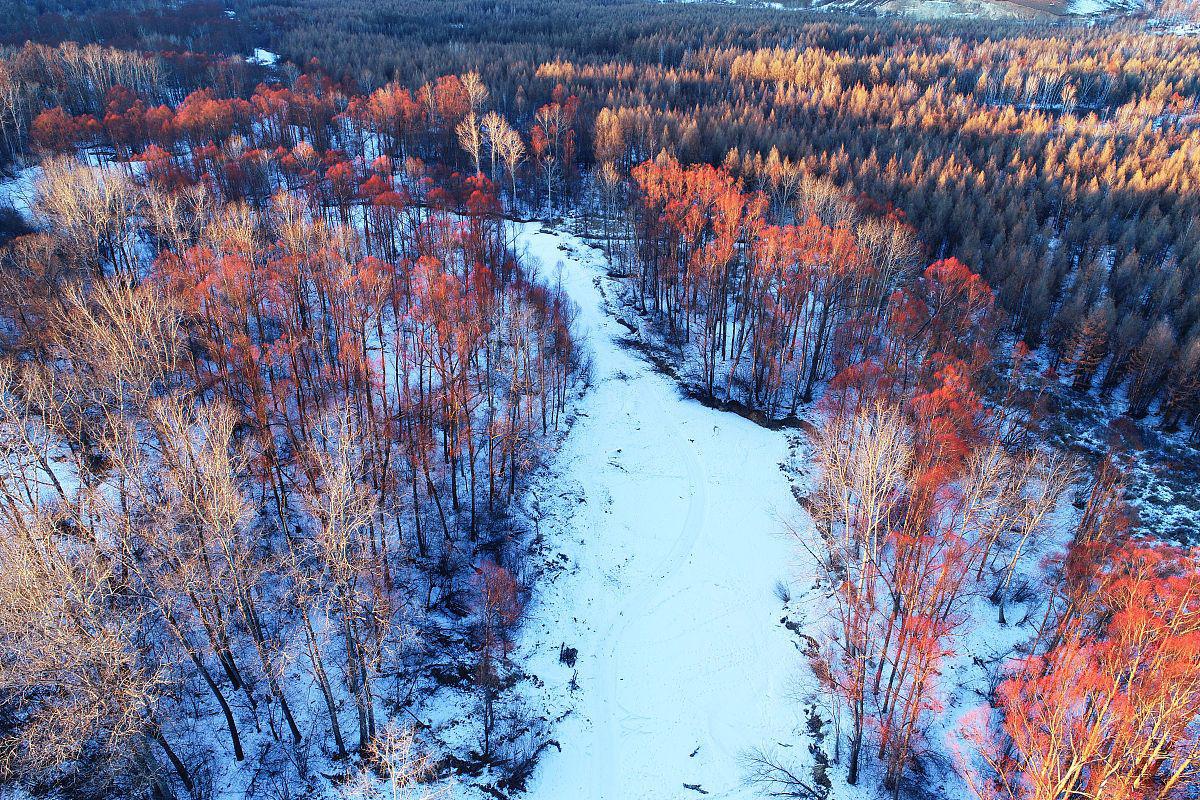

{"left": 299, "top": 404, "right": 389, "bottom": 753}
{"left": 741, "top": 747, "right": 826, "bottom": 799}
{"left": 498, "top": 126, "right": 526, "bottom": 204}
{"left": 35, "top": 157, "right": 142, "bottom": 280}
{"left": 341, "top": 721, "right": 449, "bottom": 800}
{"left": 456, "top": 111, "right": 484, "bottom": 176}
{"left": 150, "top": 396, "right": 304, "bottom": 744}
{"left": 480, "top": 110, "right": 507, "bottom": 179}
{"left": 460, "top": 70, "right": 489, "bottom": 114}
{"left": 0, "top": 498, "right": 188, "bottom": 796}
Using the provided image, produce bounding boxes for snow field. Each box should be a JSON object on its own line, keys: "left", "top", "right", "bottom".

{"left": 508, "top": 223, "right": 819, "bottom": 800}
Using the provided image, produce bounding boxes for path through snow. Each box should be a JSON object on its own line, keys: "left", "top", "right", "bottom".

{"left": 510, "top": 223, "right": 816, "bottom": 800}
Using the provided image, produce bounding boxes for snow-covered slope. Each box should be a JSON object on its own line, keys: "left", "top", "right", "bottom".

{"left": 509, "top": 223, "right": 816, "bottom": 800}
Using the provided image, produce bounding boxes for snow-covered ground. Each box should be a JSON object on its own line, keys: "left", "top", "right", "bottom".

{"left": 247, "top": 48, "right": 280, "bottom": 67}
{"left": 0, "top": 163, "right": 42, "bottom": 219}
{"left": 507, "top": 222, "right": 817, "bottom": 800}
{"left": 1065, "top": 0, "right": 1140, "bottom": 14}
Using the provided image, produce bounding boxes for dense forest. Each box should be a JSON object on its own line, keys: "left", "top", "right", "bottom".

{"left": 231, "top": 0, "right": 1200, "bottom": 438}
{"left": 0, "top": 1, "right": 1197, "bottom": 799}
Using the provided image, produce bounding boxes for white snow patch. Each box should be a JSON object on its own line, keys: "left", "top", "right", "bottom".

{"left": 247, "top": 48, "right": 280, "bottom": 67}
{"left": 0, "top": 163, "right": 42, "bottom": 221}
{"left": 1067, "top": 0, "right": 1122, "bottom": 13}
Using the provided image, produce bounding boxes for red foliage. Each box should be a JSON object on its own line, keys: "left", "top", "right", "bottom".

{"left": 982, "top": 544, "right": 1200, "bottom": 800}
{"left": 31, "top": 107, "right": 96, "bottom": 153}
